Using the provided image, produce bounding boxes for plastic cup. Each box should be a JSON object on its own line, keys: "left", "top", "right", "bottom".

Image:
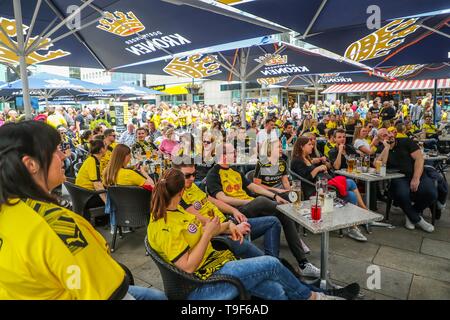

{"left": 311, "top": 205, "right": 321, "bottom": 221}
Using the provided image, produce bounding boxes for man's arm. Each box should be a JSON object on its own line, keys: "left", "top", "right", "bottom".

{"left": 410, "top": 149, "right": 424, "bottom": 192}
{"left": 208, "top": 195, "right": 241, "bottom": 216}
{"left": 247, "top": 182, "right": 287, "bottom": 204}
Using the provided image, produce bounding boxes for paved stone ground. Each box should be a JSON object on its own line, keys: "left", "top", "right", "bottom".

{"left": 95, "top": 187, "right": 450, "bottom": 300}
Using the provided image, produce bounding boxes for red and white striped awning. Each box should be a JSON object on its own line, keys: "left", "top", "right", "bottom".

{"left": 322, "top": 78, "right": 450, "bottom": 94}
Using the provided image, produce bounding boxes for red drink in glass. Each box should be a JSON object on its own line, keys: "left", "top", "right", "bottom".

{"left": 311, "top": 205, "right": 321, "bottom": 221}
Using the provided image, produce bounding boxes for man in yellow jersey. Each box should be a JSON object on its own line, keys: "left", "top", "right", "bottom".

{"left": 100, "top": 128, "right": 118, "bottom": 174}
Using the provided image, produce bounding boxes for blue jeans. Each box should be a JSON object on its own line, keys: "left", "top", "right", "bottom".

{"left": 128, "top": 285, "right": 167, "bottom": 300}
{"left": 214, "top": 216, "right": 281, "bottom": 259}
{"left": 342, "top": 178, "right": 357, "bottom": 205}
{"left": 390, "top": 174, "right": 437, "bottom": 223}
{"left": 188, "top": 256, "right": 313, "bottom": 300}
{"left": 248, "top": 216, "right": 281, "bottom": 257}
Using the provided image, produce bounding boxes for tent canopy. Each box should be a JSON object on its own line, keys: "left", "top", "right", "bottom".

{"left": 214, "top": 0, "right": 449, "bottom": 35}
{"left": 0, "top": 72, "right": 109, "bottom": 90}
{"left": 377, "top": 63, "right": 450, "bottom": 80}
{"left": 112, "top": 40, "right": 369, "bottom": 85}
{"left": 322, "top": 78, "right": 450, "bottom": 94}
{"left": 302, "top": 15, "right": 450, "bottom": 67}
{"left": 281, "top": 70, "right": 389, "bottom": 87}
{"left": 0, "top": 0, "right": 278, "bottom": 70}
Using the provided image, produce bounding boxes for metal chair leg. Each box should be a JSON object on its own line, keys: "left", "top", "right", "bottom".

{"left": 111, "top": 225, "right": 118, "bottom": 253}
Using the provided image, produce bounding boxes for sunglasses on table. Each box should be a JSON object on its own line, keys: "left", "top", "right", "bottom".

{"left": 184, "top": 172, "right": 196, "bottom": 179}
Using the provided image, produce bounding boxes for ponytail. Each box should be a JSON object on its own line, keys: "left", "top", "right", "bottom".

{"left": 150, "top": 168, "right": 185, "bottom": 222}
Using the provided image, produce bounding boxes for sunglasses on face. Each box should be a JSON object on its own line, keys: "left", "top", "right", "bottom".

{"left": 184, "top": 172, "right": 196, "bottom": 179}
{"left": 203, "top": 141, "right": 212, "bottom": 144}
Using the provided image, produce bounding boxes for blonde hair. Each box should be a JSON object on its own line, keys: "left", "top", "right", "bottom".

{"left": 103, "top": 144, "right": 131, "bottom": 187}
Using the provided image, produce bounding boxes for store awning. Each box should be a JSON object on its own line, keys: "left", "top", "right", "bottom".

{"left": 322, "top": 78, "right": 450, "bottom": 94}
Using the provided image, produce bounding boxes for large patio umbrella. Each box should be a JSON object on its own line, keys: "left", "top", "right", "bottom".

{"left": 299, "top": 14, "right": 450, "bottom": 68}
{"left": 0, "top": 0, "right": 283, "bottom": 119}
{"left": 102, "top": 82, "right": 163, "bottom": 95}
{"left": 377, "top": 63, "right": 450, "bottom": 81}
{"left": 0, "top": 72, "right": 109, "bottom": 107}
{"left": 280, "top": 70, "right": 390, "bottom": 87}
{"left": 203, "top": 0, "right": 450, "bottom": 37}
{"left": 114, "top": 39, "right": 370, "bottom": 125}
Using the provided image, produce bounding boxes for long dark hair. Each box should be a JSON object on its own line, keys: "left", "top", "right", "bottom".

{"left": 150, "top": 168, "right": 185, "bottom": 222}
{"left": 292, "top": 136, "right": 311, "bottom": 162}
{"left": 0, "top": 121, "right": 61, "bottom": 207}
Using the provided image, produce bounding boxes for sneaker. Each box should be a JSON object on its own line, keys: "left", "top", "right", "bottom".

{"left": 347, "top": 227, "right": 368, "bottom": 242}
{"left": 405, "top": 216, "right": 415, "bottom": 230}
{"left": 416, "top": 217, "right": 434, "bottom": 233}
{"left": 300, "top": 239, "right": 311, "bottom": 254}
{"left": 315, "top": 292, "right": 345, "bottom": 300}
{"left": 299, "top": 262, "right": 320, "bottom": 278}
{"left": 323, "top": 283, "right": 360, "bottom": 300}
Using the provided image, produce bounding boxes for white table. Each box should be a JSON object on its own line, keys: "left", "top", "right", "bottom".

{"left": 277, "top": 202, "right": 383, "bottom": 289}
{"left": 334, "top": 170, "right": 405, "bottom": 230}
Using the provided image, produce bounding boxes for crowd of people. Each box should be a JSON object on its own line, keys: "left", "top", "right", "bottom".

{"left": 0, "top": 93, "right": 448, "bottom": 300}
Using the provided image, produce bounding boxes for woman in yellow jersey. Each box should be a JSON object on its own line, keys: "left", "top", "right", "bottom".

{"left": 147, "top": 168, "right": 355, "bottom": 300}
{"left": 75, "top": 139, "right": 107, "bottom": 206}
{"left": 103, "top": 144, "right": 155, "bottom": 191}
{"left": 0, "top": 121, "right": 166, "bottom": 300}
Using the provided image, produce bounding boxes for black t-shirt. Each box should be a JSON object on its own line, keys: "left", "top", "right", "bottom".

{"left": 328, "top": 144, "right": 358, "bottom": 169}
{"left": 368, "top": 107, "right": 380, "bottom": 117}
{"left": 195, "top": 160, "right": 215, "bottom": 182}
{"left": 387, "top": 138, "right": 420, "bottom": 177}
{"left": 290, "top": 158, "right": 318, "bottom": 199}
{"left": 254, "top": 156, "right": 288, "bottom": 187}
{"left": 75, "top": 114, "right": 85, "bottom": 129}
{"left": 345, "top": 123, "right": 356, "bottom": 136}
{"left": 317, "top": 122, "right": 326, "bottom": 136}
{"left": 380, "top": 107, "right": 396, "bottom": 121}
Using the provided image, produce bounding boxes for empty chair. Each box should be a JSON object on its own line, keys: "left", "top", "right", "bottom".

{"left": 63, "top": 180, "right": 106, "bottom": 225}
{"left": 107, "top": 186, "right": 152, "bottom": 252}
{"left": 144, "top": 236, "right": 250, "bottom": 300}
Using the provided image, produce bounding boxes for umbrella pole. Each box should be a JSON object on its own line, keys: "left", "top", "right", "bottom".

{"left": 13, "top": 0, "right": 32, "bottom": 120}
{"left": 314, "top": 75, "right": 319, "bottom": 106}
{"left": 240, "top": 49, "right": 247, "bottom": 128}
{"left": 433, "top": 78, "right": 438, "bottom": 124}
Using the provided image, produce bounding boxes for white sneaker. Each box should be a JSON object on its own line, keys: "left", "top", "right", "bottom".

{"left": 315, "top": 292, "right": 345, "bottom": 300}
{"left": 300, "top": 239, "right": 311, "bottom": 254}
{"left": 299, "top": 262, "right": 320, "bottom": 278}
{"left": 405, "top": 216, "right": 415, "bottom": 230}
{"left": 416, "top": 217, "right": 435, "bottom": 233}
{"left": 347, "top": 227, "right": 367, "bottom": 242}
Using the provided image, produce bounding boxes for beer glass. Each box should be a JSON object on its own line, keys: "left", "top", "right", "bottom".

{"left": 347, "top": 155, "right": 355, "bottom": 173}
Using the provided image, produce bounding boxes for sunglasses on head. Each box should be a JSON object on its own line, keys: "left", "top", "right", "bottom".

{"left": 184, "top": 172, "right": 196, "bottom": 179}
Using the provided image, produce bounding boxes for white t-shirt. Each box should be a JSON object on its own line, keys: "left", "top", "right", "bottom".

{"left": 354, "top": 139, "right": 370, "bottom": 151}
{"left": 257, "top": 129, "right": 279, "bottom": 145}
{"left": 291, "top": 107, "right": 301, "bottom": 119}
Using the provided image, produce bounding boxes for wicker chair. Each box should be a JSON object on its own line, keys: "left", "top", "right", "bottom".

{"left": 144, "top": 236, "right": 250, "bottom": 300}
